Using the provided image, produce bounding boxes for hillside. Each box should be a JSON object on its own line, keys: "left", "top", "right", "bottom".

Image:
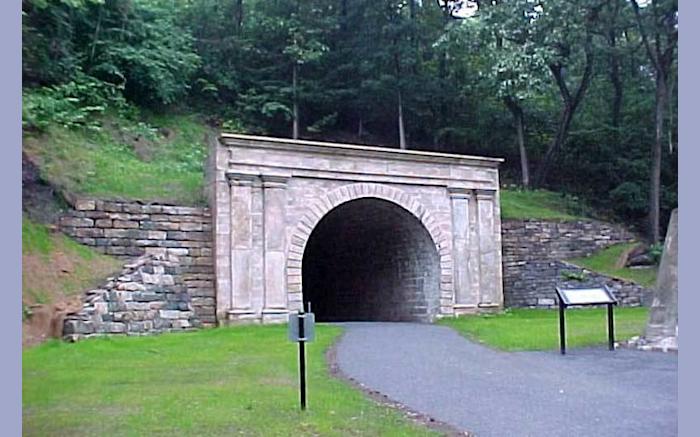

{"left": 22, "top": 218, "right": 122, "bottom": 347}
{"left": 23, "top": 113, "right": 213, "bottom": 206}
{"left": 24, "top": 112, "right": 594, "bottom": 221}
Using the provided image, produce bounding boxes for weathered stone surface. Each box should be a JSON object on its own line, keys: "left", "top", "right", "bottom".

{"left": 642, "top": 209, "right": 678, "bottom": 350}
{"left": 63, "top": 253, "right": 205, "bottom": 341}
{"left": 501, "top": 219, "right": 644, "bottom": 308}
{"left": 58, "top": 198, "right": 215, "bottom": 325}
{"left": 217, "top": 134, "right": 504, "bottom": 323}
{"left": 60, "top": 217, "right": 94, "bottom": 227}
{"left": 74, "top": 199, "right": 96, "bottom": 211}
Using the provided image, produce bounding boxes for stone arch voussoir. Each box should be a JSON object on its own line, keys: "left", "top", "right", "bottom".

{"left": 287, "top": 183, "right": 453, "bottom": 305}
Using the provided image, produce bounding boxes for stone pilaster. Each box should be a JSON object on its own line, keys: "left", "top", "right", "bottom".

{"left": 476, "top": 190, "right": 501, "bottom": 309}
{"left": 262, "top": 175, "right": 289, "bottom": 322}
{"left": 227, "top": 172, "right": 258, "bottom": 322}
{"left": 449, "top": 188, "right": 476, "bottom": 314}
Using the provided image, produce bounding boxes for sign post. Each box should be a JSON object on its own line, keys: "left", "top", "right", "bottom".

{"left": 555, "top": 286, "right": 617, "bottom": 355}
{"left": 288, "top": 304, "right": 315, "bottom": 410}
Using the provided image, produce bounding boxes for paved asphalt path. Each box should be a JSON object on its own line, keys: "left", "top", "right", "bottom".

{"left": 334, "top": 322, "right": 677, "bottom": 437}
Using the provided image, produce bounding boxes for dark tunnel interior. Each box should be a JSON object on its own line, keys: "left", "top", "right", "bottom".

{"left": 301, "top": 198, "right": 440, "bottom": 322}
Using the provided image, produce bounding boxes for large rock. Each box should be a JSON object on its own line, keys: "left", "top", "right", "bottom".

{"left": 643, "top": 209, "right": 678, "bottom": 351}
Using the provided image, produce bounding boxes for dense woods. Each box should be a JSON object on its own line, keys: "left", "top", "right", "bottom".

{"left": 22, "top": 0, "right": 677, "bottom": 240}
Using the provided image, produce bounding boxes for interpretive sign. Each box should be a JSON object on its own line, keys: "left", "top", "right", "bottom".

{"left": 558, "top": 288, "right": 616, "bottom": 306}
{"left": 555, "top": 286, "right": 617, "bottom": 355}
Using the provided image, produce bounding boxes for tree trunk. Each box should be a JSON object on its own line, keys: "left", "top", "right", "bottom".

{"left": 514, "top": 106, "right": 529, "bottom": 189}
{"left": 607, "top": 0, "right": 623, "bottom": 145}
{"left": 536, "top": 105, "right": 573, "bottom": 187}
{"left": 609, "top": 37, "right": 623, "bottom": 145}
{"left": 504, "top": 97, "right": 530, "bottom": 188}
{"left": 650, "top": 69, "right": 667, "bottom": 243}
{"left": 89, "top": 6, "right": 103, "bottom": 63}
{"left": 236, "top": 0, "right": 243, "bottom": 30}
{"left": 630, "top": 0, "right": 676, "bottom": 243}
{"left": 398, "top": 89, "right": 406, "bottom": 149}
{"left": 292, "top": 63, "right": 299, "bottom": 140}
{"left": 535, "top": 51, "right": 594, "bottom": 187}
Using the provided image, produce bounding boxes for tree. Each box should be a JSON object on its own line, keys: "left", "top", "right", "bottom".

{"left": 473, "top": 1, "right": 550, "bottom": 188}
{"left": 629, "top": 0, "right": 677, "bottom": 243}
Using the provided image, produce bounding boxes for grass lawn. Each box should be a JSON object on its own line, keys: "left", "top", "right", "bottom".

{"left": 23, "top": 325, "right": 437, "bottom": 437}
{"left": 439, "top": 307, "right": 649, "bottom": 351}
{"left": 500, "top": 189, "right": 588, "bottom": 220}
{"left": 22, "top": 113, "right": 211, "bottom": 205}
{"left": 567, "top": 243, "right": 657, "bottom": 288}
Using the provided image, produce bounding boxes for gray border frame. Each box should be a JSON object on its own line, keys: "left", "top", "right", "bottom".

{"left": 4, "top": 1, "right": 21, "bottom": 435}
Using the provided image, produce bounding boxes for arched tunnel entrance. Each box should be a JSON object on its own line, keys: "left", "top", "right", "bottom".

{"left": 302, "top": 197, "right": 440, "bottom": 322}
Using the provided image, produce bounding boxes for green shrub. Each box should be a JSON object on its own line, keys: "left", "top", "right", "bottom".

{"left": 649, "top": 243, "right": 664, "bottom": 265}
{"left": 561, "top": 270, "right": 587, "bottom": 282}
{"left": 22, "top": 73, "right": 127, "bottom": 131}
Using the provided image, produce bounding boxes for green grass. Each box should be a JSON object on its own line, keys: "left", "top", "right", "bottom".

{"left": 23, "top": 217, "right": 101, "bottom": 261}
{"left": 439, "top": 307, "right": 649, "bottom": 351}
{"left": 568, "top": 243, "right": 657, "bottom": 287}
{"left": 500, "top": 189, "right": 587, "bottom": 220}
{"left": 22, "top": 217, "right": 53, "bottom": 256}
{"left": 22, "top": 217, "right": 122, "bottom": 305}
{"left": 23, "top": 113, "right": 210, "bottom": 205}
{"left": 23, "top": 325, "right": 437, "bottom": 436}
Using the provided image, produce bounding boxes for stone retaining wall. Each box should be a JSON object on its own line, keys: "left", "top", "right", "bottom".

{"left": 58, "top": 196, "right": 651, "bottom": 332}
{"left": 501, "top": 219, "right": 650, "bottom": 307}
{"left": 59, "top": 198, "right": 215, "bottom": 326}
{"left": 64, "top": 253, "right": 202, "bottom": 340}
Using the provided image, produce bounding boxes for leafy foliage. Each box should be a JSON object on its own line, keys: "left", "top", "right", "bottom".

{"left": 22, "top": 72, "right": 126, "bottom": 131}
{"left": 21, "top": 0, "right": 677, "bottom": 234}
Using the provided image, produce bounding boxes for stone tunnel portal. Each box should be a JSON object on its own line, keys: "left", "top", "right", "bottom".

{"left": 302, "top": 197, "right": 441, "bottom": 322}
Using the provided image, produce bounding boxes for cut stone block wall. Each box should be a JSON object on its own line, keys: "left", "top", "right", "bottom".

{"left": 59, "top": 199, "right": 215, "bottom": 326}
{"left": 64, "top": 253, "right": 201, "bottom": 340}
{"left": 501, "top": 219, "right": 650, "bottom": 307}
{"left": 216, "top": 134, "right": 505, "bottom": 323}
{"left": 302, "top": 198, "right": 440, "bottom": 322}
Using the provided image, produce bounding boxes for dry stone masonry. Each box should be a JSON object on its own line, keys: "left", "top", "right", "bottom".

{"left": 59, "top": 199, "right": 215, "bottom": 326}
{"left": 63, "top": 253, "right": 202, "bottom": 340}
{"left": 214, "top": 134, "right": 505, "bottom": 324}
{"left": 501, "top": 219, "right": 649, "bottom": 307}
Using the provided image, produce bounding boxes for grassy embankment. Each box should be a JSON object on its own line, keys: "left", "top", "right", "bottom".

{"left": 24, "top": 111, "right": 588, "bottom": 216}
{"left": 22, "top": 217, "right": 121, "bottom": 307}
{"left": 499, "top": 189, "right": 587, "bottom": 221}
{"left": 23, "top": 325, "right": 437, "bottom": 436}
{"left": 23, "top": 113, "right": 211, "bottom": 206}
{"left": 500, "top": 189, "right": 657, "bottom": 286}
{"left": 567, "top": 243, "right": 657, "bottom": 288}
{"left": 439, "top": 307, "right": 649, "bottom": 351}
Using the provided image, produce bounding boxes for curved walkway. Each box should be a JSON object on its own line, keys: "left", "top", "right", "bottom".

{"left": 334, "top": 322, "right": 677, "bottom": 437}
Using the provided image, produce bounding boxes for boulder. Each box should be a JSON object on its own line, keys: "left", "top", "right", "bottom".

{"left": 643, "top": 209, "right": 678, "bottom": 350}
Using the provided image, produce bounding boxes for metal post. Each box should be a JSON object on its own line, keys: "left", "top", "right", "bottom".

{"left": 298, "top": 310, "right": 307, "bottom": 410}
{"left": 559, "top": 299, "right": 566, "bottom": 355}
{"left": 607, "top": 303, "right": 615, "bottom": 351}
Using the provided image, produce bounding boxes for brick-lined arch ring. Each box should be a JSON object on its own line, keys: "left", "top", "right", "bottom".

{"left": 285, "top": 183, "right": 453, "bottom": 306}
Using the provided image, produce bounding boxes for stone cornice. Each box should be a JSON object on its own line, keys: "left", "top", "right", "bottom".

{"left": 261, "top": 174, "right": 288, "bottom": 189}
{"left": 219, "top": 133, "right": 504, "bottom": 168}
{"left": 447, "top": 187, "right": 473, "bottom": 199}
{"left": 226, "top": 171, "right": 259, "bottom": 186}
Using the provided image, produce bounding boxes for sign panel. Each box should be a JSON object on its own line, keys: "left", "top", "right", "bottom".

{"left": 555, "top": 286, "right": 617, "bottom": 354}
{"left": 288, "top": 312, "right": 316, "bottom": 342}
{"left": 557, "top": 287, "right": 616, "bottom": 306}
